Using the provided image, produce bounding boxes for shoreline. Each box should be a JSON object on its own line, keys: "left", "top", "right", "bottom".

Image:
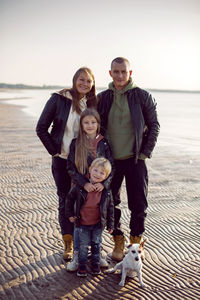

{"left": 0, "top": 102, "right": 200, "bottom": 299}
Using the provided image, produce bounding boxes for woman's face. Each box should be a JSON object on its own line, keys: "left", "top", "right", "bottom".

{"left": 75, "top": 72, "right": 93, "bottom": 97}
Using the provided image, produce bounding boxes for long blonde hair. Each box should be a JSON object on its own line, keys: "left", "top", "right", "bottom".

{"left": 75, "top": 108, "right": 101, "bottom": 174}
{"left": 59, "top": 67, "right": 97, "bottom": 114}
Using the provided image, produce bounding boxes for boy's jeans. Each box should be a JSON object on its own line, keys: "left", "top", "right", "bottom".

{"left": 75, "top": 223, "right": 102, "bottom": 266}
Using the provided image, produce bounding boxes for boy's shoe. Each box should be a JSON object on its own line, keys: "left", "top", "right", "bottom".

{"left": 91, "top": 263, "right": 101, "bottom": 275}
{"left": 77, "top": 265, "right": 88, "bottom": 277}
{"left": 66, "top": 250, "right": 78, "bottom": 271}
{"left": 100, "top": 256, "right": 109, "bottom": 268}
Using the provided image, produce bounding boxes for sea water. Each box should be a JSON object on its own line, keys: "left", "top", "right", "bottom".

{"left": 0, "top": 88, "right": 200, "bottom": 154}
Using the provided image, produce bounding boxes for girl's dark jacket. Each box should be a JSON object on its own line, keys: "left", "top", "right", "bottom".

{"left": 97, "top": 87, "right": 160, "bottom": 162}
{"left": 67, "top": 136, "right": 114, "bottom": 190}
{"left": 36, "top": 93, "right": 95, "bottom": 156}
{"left": 65, "top": 184, "right": 114, "bottom": 231}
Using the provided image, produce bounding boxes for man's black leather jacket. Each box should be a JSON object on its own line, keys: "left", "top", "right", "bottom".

{"left": 97, "top": 87, "right": 160, "bottom": 161}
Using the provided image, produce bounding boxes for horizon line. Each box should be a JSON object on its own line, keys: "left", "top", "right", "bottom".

{"left": 0, "top": 83, "right": 200, "bottom": 94}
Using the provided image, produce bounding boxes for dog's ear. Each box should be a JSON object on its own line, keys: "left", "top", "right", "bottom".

{"left": 139, "top": 238, "right": 147, "bottom": 249}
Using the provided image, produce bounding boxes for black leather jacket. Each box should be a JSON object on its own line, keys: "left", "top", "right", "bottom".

{"left": 67, "top": 137, "right": 114, "bottom": 189}
{"left": 36, "top": 93, "right": 72, "bottom": 156}
{"left": 97, "top": 87, "right": 160, "bottom": 161}
{"left": 65, "top": 185, "right": 114, "bottom": 230}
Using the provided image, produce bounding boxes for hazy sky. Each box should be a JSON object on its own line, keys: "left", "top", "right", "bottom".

{"left": 1, "top": 0, "right": 200, "bottom": 90}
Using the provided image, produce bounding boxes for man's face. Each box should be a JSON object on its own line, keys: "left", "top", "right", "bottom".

{"left": 109, "top": 61, "right": 132, "bottom": 90}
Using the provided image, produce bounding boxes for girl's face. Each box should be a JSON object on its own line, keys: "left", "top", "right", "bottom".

{"left": 82, "top": 115, "right": 98, "bottom": 139}
{"left": 75, "top": 72, "right": 93, "bottom": 98}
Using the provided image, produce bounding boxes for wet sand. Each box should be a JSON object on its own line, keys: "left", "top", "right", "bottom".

{"left": 0, "top": 101, "right": 200, "bottom": 300}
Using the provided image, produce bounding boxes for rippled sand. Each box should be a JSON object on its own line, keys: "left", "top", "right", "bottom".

{"left": 0, "top": 102, "right": 200, "bottom": 300}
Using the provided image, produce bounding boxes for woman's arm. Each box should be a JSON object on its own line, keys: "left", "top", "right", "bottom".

{"left": 36, "top": 94, "right": 58, "bottom": 156}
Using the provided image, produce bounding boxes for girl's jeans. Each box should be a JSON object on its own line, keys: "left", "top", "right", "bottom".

{"left": 75, "top": 223, "right": 102, "bottom": 266}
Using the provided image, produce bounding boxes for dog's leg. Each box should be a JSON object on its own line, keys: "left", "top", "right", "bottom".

{"left": 119, "top": 266, "right": 127, "bottom": 286}
{"left": 137, "top": 270, "right": 145, "bottom": 288}
{"left": 107, "top": 262, "right": 122, "bottom": 274}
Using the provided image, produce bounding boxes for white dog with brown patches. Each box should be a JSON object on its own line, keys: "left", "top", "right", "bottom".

{"left": 106, "top": 239, "right": 147, "bottom": 287}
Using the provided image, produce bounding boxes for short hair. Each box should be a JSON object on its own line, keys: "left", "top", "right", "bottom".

{"left": 90, "top": 157, "right": 112, "bottom": 178}
{"left": 111, "top": 57, "right": 130, "bottom": 69}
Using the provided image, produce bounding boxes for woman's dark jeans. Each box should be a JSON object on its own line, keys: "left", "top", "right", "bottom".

{"left": 52, "top": 156, "right": 73, "bottom": 235}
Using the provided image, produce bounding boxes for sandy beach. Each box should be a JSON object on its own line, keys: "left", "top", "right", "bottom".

{"left": 0, "top": 100, "right": 200, "bottom": 300}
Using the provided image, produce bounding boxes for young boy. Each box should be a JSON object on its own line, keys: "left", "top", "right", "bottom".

{"left": 65, "top": 157, "right": 114, "bottom": 276}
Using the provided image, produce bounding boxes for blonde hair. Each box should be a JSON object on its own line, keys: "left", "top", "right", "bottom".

{"left": 75, "top": 108, "right": 101, "bottom": 174}
{"left": 90, "top": 157, "right": 112, "bottom": 178}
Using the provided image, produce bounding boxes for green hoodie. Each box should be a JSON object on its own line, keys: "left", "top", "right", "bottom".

{"left": 106, "top": 78, "right": 137, "bottom": 160}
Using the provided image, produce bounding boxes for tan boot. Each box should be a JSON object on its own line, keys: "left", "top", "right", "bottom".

{"left": 112, "top": 235, "right": 125, "bottom": 262}
{"left": 130, "top": 235, "right": 143, "bottom": 244}
{"left": 62, "top": 234, "right": 73, "bottom": 260}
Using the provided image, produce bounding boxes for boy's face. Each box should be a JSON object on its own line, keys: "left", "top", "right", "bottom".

{"left": 89, "top": 165, "right": 108, "bottom": 183}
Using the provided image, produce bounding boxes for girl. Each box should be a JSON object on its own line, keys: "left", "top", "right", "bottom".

{"left": 36, "top": 67, "right": 97, "bottom": 260}
{"left": 66, "top": 108, "right": 114, "bottom": 271}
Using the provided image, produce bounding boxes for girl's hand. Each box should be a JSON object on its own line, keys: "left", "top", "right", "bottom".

{"left": 93, "top": 183, "right": 104, "bottom": 192}
{"left": 69, "top": 216, "right": 76, "bottom": 223}
{"left": 108, "top": 229, "right": 113, "bottom": 234}
{"left": 84, "top": 182, "right": 96, "bottom": 192}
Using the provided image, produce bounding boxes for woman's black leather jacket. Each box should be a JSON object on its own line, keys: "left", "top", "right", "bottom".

{"left": 36, "top": 93, "right": 72, "bottom": 156}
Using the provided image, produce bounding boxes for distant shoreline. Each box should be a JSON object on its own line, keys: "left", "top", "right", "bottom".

{"left": 0, "top": 83, "right": 200, "bottom": 94}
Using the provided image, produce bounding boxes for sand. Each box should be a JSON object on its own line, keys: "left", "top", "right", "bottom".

{"left": 0, "top": 101, "right": 200, "bottom": 300}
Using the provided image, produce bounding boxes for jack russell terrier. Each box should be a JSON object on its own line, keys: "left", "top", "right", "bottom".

{"left": 106, "top": 239, "right": 147, "bottom": 287}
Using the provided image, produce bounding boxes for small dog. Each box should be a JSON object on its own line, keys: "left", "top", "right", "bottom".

{"left": 106, "top": 239, "right": 147, "bottom": 287}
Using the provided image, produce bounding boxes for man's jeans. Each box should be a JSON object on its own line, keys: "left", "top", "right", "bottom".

{"left": 75, "top": 223, "right": 102, "bottom": 266}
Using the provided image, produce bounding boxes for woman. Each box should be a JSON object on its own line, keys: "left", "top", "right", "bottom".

{"left": 36, "top": 67, "right": 97, "bottom": 260}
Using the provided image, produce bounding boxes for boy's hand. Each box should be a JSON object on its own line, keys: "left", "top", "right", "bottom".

{"left": 84, "top": 182, "right": 96, "bottom": 192}
{"left": 93, "top": 183, "right": 104, "bottom": 192}
{"left": 69, "top": 216, "right": 76, "bottom": 223}
{"left": 108, "top": 229, "right": 113, "bottom": 234}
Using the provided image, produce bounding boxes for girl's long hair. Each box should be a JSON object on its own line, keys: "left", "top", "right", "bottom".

{"left": 75, "top": 108, "right": 101, "bottom": 174}
{"left": 59, "top": 67, "right": 97, "bottom": 114}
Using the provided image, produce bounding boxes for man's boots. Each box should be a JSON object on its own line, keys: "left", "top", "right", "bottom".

{"left": 62, "top": 234, "right": 73, "bottom": 260}
{"left": 111, "top": 235, "right": 125, "bottom": 261}
{"left": 130, "top": 235, "right": 143, "bottom": 244}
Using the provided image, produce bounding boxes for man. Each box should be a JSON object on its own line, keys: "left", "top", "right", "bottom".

{"left": 97, "top": 57, "right": 160, "bottom": 261}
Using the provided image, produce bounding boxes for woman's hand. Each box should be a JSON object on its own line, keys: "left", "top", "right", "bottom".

{"left": 93, "top": 183, "right": 104, "bottom": 192}
{"left": 84, "top": 182, "right": 96, "bottom": 192}
{"left": 108, "top": 229, "right": 113, "bottom": 234}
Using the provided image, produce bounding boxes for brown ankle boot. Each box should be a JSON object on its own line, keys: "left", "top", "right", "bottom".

{"left": 62, "top": 234, "right": 73, "bottom": 260}
{"left": 130, "top": 235, "right": 143, "bottom": 244}
{"left": 112, "top": 235, "right": 125, "bottom": 261}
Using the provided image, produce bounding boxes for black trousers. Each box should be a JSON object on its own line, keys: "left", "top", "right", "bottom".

{"left": 52, "top": 156, "right": 73, "bottom": 235}
{"left": 111, "top": 157, "right": 148, "bottom": 237}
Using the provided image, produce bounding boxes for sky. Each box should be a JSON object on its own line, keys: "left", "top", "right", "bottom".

{"left": 1, "top": 0, "right": 200, "bottom": 90}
